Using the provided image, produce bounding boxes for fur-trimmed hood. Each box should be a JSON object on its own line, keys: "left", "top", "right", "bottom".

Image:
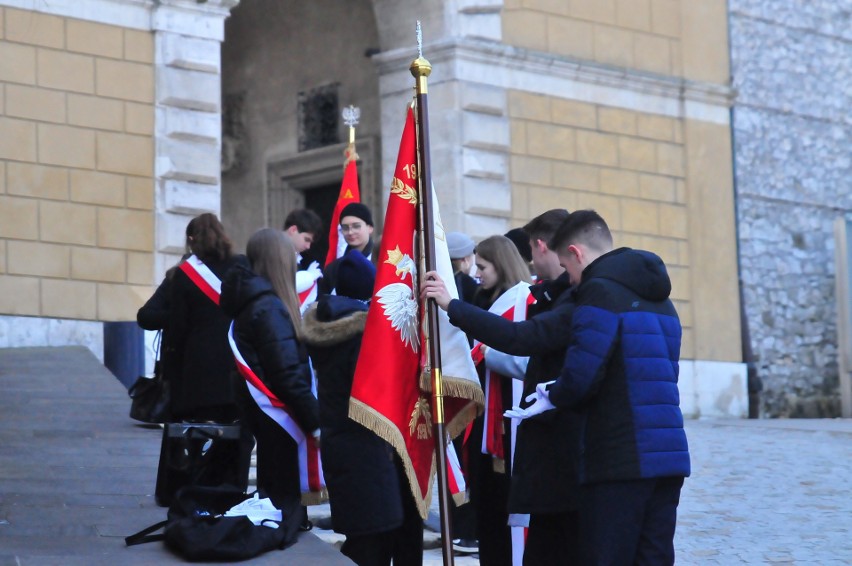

{"left": 301, "top": 296, "right": 368, "bottom": 347}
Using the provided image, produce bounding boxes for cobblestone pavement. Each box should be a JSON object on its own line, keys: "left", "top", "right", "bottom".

{"left": 675, "top": 418, "right": 852, "bottom": 565}
{"left": 318, "top": 418, "right": 852, "bottom": 565}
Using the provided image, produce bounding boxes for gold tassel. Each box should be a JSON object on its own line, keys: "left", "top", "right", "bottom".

{"left": 349, "top": 398, "right": 437, "bottom": 519}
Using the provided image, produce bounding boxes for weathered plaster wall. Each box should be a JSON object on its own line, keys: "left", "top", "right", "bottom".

{"left": 731, "top": 0, "right": 852, "bottom": 416}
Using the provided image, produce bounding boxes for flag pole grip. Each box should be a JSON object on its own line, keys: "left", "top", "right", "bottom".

{"left": 411, "top": 52, "right": 455, "bottom": 566}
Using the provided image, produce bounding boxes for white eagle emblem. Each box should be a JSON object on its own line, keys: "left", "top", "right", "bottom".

{"left": 376, "top": 246, "right": 419, "bottom": 352}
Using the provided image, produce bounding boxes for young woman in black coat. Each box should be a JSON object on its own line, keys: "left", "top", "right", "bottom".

{"left": 302, "top": 250, "right": 423, "bottom": 566}
{"left": 168, "top": 213, "right": 245, "bottom": 422}
{"left": 468, "top": 235, "right": 533, "bottom": 566}
{"left": 220, "top": 228, "right": 321, "bottom": 546}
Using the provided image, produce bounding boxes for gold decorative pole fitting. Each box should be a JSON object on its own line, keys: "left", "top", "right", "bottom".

{"left": 341, "top": 105, "right": 360, "bottom": 165}
{"left": 342, "top": 105, "right": 360, "bottom": 145}
{"left": 410, "top": 56, "right": 432, "bottom": 94}
{"left": 410, "top": 21, "right": 432, "bottom": 94}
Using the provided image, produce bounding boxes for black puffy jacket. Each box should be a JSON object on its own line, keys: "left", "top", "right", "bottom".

{"left": 548, "top": 248, "right": 690, "bottom": 484}
{"left": 220, "top": 264, "right": 319, "bottom": 435}
{"left": 447, "top": 272, "right": 581, "bottom": 514}
{"left": 301, "top": 295, "right": 408, "bottom": 536}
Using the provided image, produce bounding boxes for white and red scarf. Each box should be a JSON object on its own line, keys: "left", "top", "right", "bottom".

{"left": 179, "top": 255, "right": 222, "bottom": 305}
{"left": 476, "top": 282, "right": 534, "bottom": 471}
{"left": 446, "top": 441, "right": 467, "bottom": 506}
{"left": 228, "top": 323, "right": 326, "bottom": 505}
{"left": 295, "top": 266, "right": 322, "bottom": 315}
{"left": 474, "top": 281, "right": 533, "bottom": 565}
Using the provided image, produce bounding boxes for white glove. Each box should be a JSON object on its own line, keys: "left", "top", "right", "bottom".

{"left": 305, "top": 261, "right": 322, "bottom": 280}
{"left": 295, "top": 262, "right": 323, "bottom": 293}
{"left": 504, "top": 380, "right": 556, "bottom": 420}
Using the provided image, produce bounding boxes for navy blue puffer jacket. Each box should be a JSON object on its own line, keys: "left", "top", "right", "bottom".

{"left": 548, "top": 247, "right": 690, "bottom": 484}
{"left": 220, "top": 264, "right": 319, "bottom": 435}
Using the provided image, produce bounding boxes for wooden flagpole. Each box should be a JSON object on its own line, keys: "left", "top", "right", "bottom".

{"left": 410, "top": 21, "right": 454, "bottom": 566}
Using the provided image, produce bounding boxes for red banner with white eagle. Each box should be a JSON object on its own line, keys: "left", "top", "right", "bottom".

{"left": 349, "top": 105, "right": 482, "bottom": 518}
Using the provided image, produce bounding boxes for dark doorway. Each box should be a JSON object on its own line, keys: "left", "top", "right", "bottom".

{"left": 300, "top": 181, "right": 345, "bottom": 269}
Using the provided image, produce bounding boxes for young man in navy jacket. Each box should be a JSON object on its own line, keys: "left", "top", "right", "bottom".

{"left": 421, "top": 209, "right": 581, "bottom": 565}
{"left": 535, "top": 209, "right": 690, "bottom": 565}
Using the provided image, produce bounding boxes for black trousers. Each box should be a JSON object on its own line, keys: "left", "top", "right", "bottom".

{"left": 523, "top": 510, "right": 580, "bottom": 566}
{"left": 240, "top": 399, "right": 304, "bottom": 544}
{"left": 451, "top": 433, "right": 477, "bottom": 541}
{"left": 578, "top": 476, "right": 684, "bottom": 566}
{"left": 339, "top": 479, "right": 423, "bottom": 566}
{"left": 472, "top": 452, "right": 511, "bottom": 566}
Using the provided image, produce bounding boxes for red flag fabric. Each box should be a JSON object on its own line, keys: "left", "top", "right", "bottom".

{"left": 349, "top": 105, "right": 482, "bottom": 518}
{"left": 325, "top": 151, "right": 360, "bottom": 267}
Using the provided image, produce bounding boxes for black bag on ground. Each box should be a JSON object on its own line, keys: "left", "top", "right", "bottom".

{"left": 126, "top": 485, "right": 294, "bottom": 561}
{"left": 129, "top": 360, "right": 171, "bottom": 423}
{"left": 129, "top": 331, "right": 171, "bottom": 424}
{"left": 155, "top": 422, "right": 248, "bottom": 507}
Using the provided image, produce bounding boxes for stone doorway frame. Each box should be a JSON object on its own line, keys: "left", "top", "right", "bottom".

{"left": 265, "top": 136, "right": 380, "bottom": 232}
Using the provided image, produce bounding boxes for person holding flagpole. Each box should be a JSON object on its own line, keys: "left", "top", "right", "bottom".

{"left": 422, "top": 209, "right": 582, "bottom": 565}
{"left": 220, "top": 228, "right": 323, "bottom": 546}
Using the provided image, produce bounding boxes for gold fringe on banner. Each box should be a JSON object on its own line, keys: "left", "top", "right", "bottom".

{"left": 349, "top": 397, "right": 438, "bottom": 519}
{"left": 301, "top": 488, "right": 329, "bottom": 507}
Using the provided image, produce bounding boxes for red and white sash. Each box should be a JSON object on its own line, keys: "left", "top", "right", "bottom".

{"left": 474, "top": 282, "right": 533, "bottom": 565}
{"left": 228, "top": 323, "right": 327, "bottom": 505}
{"left": 179, "top": 255, "right": 222, "bottom": 305}
{"left": 446, "top": 442, "right": 467, "bottom": 506}
{"left": 477, "top": 282, "right": 534, "bottom": 469}
{"left": 295, "top": 265, "right": 322, "bottom": 315}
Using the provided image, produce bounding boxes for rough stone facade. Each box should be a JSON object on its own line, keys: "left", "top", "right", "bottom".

{"left": 730, "top": 0, "right": 852, "bottom": 416}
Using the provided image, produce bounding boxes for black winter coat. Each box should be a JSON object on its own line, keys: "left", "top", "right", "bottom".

{"left": 446, "top": 272, "right": 581, "bottom": 513}
{"left": 302, "top": 295, "right": 407, "bottom": 536}
{"left": 220, "top": 264, "right": 319, "bottom": 435}
{"left": 169, "top": 254, "right": 246, "bottom": 420}
{"left": 137, "top": 274, "right": 178, "bottom": 381}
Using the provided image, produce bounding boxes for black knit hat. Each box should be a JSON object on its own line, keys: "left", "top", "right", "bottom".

{"left": 339, "top": 202, "right": 373, "bottom": 227}
{"left": 504, "top": 228, "right": 532, "bottom": 263}
{"left": 336, "top": 250, "right": 376, "bottom": 301}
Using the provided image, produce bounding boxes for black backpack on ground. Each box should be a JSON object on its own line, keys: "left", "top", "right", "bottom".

{"left": 126, "top": 485, "right": 295, "bottom": 562}
{"left": 155, "top": 421, "right": 250, "bottom": 508}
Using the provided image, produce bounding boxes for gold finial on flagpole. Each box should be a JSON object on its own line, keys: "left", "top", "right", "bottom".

{"left": 342, "top": 105, "right": 360, "bottom": 165}
{"left": 410, "top": 21, "right": 432, "bottom": 93}
{"left": 342, "top": 105, "right": 360, "bottom": 145}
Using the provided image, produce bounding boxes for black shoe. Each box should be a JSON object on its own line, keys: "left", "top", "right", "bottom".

{"left": 452, "top": 538, "right": 478, "bottom": 554}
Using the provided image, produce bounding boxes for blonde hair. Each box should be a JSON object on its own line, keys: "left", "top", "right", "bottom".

{"left": 246, "top": 228, "right": 302, "bottom": 339}
{"left": 475, "top": 235, "right": 533, "bottom": 303}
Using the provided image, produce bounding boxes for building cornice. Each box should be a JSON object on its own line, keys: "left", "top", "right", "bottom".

{"left": 0, "top": 0, "right": 238, "bottom": 39}
{"left": 374, "top": 38, "right": 736, "bottom": 125}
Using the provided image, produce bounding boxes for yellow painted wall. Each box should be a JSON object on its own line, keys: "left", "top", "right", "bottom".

{"left": 0, "top": 8, "right": 155, "bottom": 322}
{"left": 502, "top": 1, "right": 739, "bottom": 363}
{"left": 508, "top": 90, "right": 741, "bottom": 363}
{"left": 502, "top": 0, "right": 730, "bottom": 82}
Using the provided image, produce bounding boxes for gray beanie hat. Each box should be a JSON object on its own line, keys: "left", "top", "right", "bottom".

{"left": 447, "top": 232, "right": 475, "bottom": 259}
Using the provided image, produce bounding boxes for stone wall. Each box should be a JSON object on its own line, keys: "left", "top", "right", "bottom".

{"left": 220, "top": 0, "right": 382, "bottom": 251}
{"left": 730, "top": 0, "right": 852, "bottom": 416}
{"left": 0, "top": 8, "right": 155, "bottom": 324}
